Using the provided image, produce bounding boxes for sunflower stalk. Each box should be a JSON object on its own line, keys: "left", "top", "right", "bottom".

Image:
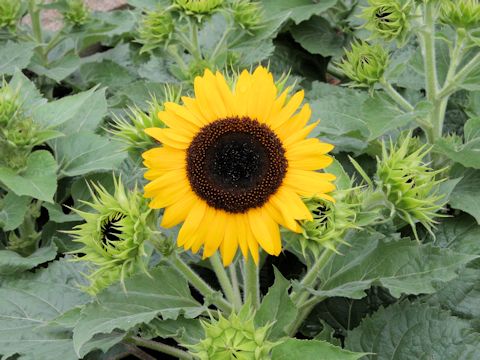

{"left": 244, "top": 256, "right": 260, "bottom": 309}
{"left": 229, "top": 264, "right": 243, "bottom": 309}
{"left": 129, "top": 337, "right": 193, "bottom": 360}
{"left": 209, "top": 252, "right": 242, "bottom": 310}
{"left": 169, "top": 252, "right": 233, "bottom": 314}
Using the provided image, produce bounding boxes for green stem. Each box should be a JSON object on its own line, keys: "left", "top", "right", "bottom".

{"left": 44, "top": 31, "right": 65, "bottom": 56}
{"left": 169, "top": 252, "right": 233, "bottom": 314}
{"left": 244, "top": 257, "right": 260, "bottom": 309}
{"left": 190, "top": 21, "right": 202, "bottom": 60}
{"left": 129, "top": 337, "right": 193, "bottom": 360}
{"left": 28, "top": 0, "right": 47, "bottom": 65}
{"left": 438, "top": 51, "right": 480, "bottom": 99}
{"left": 420, "top": 2, "right": 438, "bottom": 103}
{"left": 229, "top": 264, "right": 243, "bottom": 308}
{"left": 288, "top": 296, "right": 326, "bottom": 337}
{"left": 210, "top": 27, "right": 232, "bottom": 62}
{"left": 380, "top": 80, "right": 414, "bottom": 112}
{"left": 209, "top": 252, "right": 242, "bottom": 311}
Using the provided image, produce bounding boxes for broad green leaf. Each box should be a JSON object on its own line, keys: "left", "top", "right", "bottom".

{"left": 127, "top": 0, "right": 170, "bottom": 9}
{"left": 0, "top": 150, "right": 58, "bottom": 203}
{"left": 434, "top": 118, "right": 480, "bottom": 169}
{"left": 290, "top": 16, "right": 347, "bottom": 58}
{"left": 434, "top": 214, "right": 480, "bottom": 255}
{"left": 0, "top": 244, "right": 57, "bottom": 275}
{"left": 53, "top": 132, "right": 126, "bottom": 178}
{"left": 79, "top": 60, "right": 137, "bottom": 89}
{"left": 0, "top": 260, "right": 90, "bottom": 360}
{"left": 255, "top": 268, "right": 298, "bottom": 339}
{"left": 427, "top": 267, "right": 480, "bottom": 320}
{"left": 272, "top": 339, "right": 366, "bottom": 360}
{"left": 307, "top": 232, "right": 476, "bottom": 299}
{"left": 43, "top": 203, "right": 82, "bottom": 223}
{"left": 144, "top": 317, "right": 204, "bottom": 345}
{"left": 449, "top": 167, "right": 480, "bottom": 223}
{"left": 72, "top": 264, "right": 205, "bottom": 356}
{"left": 0, "top": 192, "right": 31, "bottom": 231}
{"left": 33, "top": 87, "right": 107, "bottom": 133}
{"left": 346, "top": 302, "right": 480, "bottom": 359}
{"left": 0, "top": 41, "right": 35, "bottom": 75}
{"left": 261, "top": 0, "right": 338, "bottom": 24}
{"left": 30, "top": 52, "right": 82, "bottom": 82}
{"left": 8, "top": 70, "right": 47, "bottom": 111}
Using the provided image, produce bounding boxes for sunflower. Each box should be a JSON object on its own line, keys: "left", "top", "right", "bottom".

{"left": 143, "top": 66, "right": 335, "bottom": 266}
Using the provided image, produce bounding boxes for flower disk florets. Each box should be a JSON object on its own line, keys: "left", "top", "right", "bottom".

{"left": 376, "top": 135, "right": 445, "bottom": 239}
{"left": 339, "top": 41, "right": 389, "bottom": 88}
{"left": 361, "top": 0, "right": 412, "bottom": 44}
{"left": 440, "top": 0, "right": 480, "bottom": 30}
{"left": 188, "top": 306, "right": 275, "bottom": 360}
{"left": 68, "top": 178, "right": 156, "bottom": 294}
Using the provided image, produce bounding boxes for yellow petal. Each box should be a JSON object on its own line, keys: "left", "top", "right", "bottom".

{"left": 164, "top": 101, "right": 204, "bottom": 127}
{"left": 236, "top": 214, "right": 249, "bottom": 258}
{"left": 144, "top": 128, "right": 192, "bottom": 149}
{"left": 269, "top": 90, "right": 304, "bottom": 129}
{"left": 161, "top": 192, "right": 196, "bottom": 228}
{"left": 220, "top": 215, "right": 239, "bottom": 266}
{"left": 178, "top": 199, "right": 207, "bottom": 247}
{"left": 275, "top": 104, "right": 311, "bottom": 141}
{"left": 203, "top": 210, "right": 228, "bottom": 258}
{"left": 284, "top": 169, "right": 336, "bottom": 196}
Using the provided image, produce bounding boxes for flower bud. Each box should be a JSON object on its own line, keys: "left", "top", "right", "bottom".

{"left": 188, "top": 305, "right": 275, "bottom": 360}
{"left": 0, "top": 83, "right": 21, "bottom": 126}
{"left": 231, "top": 0, "right": 263, "bottom": 32}
{"left": 361, "top": 0, "right": 412, "bottom": 44}
{"left": 175, "top": 0, "right": 224, "bottom": 16}
{"left": 0, "top": 0, "right": 21, "bottom": 30}
{"left": 63, "top": 0, "right": 90, "bottom": 27}
{"left": 137, "top": 9, "right": 174, "bottom": 53}
{"left": 67, "top": 178, "right": 156, "bottom": 294}
{"left": 338, "top": 41, "right": 389, "bottom": 87}
{"left": 440, "top": 0, "right": 480, "bottom": 30}
{"left": 376, "top": 134, "right": 445, "bottom": 239}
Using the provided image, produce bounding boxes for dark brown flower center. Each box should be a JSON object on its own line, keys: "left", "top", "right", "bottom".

{"left": 100, "top": 212, "right": 125, "bottom": 247}
{"left": 186, "top": 117, "right": 287, "bottom": 213}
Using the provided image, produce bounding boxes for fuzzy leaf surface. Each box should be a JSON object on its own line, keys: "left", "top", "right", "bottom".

{"left": 271, "top": 339, "right": 366, "bottom": 360}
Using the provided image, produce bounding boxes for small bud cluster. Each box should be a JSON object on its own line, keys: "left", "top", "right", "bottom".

{"left": 63, "top": 0, "right": 90, "bottom": 27}
{"left": 0, "top": 0, "right": 22, "bottom": 30}
{"left": 175, "top": 0, "right": 224, "bottom": 15}
{"left": 338, "top": 41, "right": 389, "bottom": 88}
{"left": 440, "top": 0, "right": 480, "bottom": 30}
{"left": 137, "top": 9, "right": 175, "bottom": 52}
{"left": 231, "top": 0, "right": 264, "bottom": 32}
{"left": 68, "top": 178, "right": 157, "bottom": 294}
{"left": 188, "top": 305, "right": 275, "bottom": 360}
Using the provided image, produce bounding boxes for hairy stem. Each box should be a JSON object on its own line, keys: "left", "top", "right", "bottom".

{"left": 244, "top": 257, "right": 260, "bottom": 309}
{"left": 169, "top": 253, "right": 233, "bottom": 314}
{"left": 129, "top": 337, "right": 193, "bottom": 360}
{"left": 229, "top": 263, "right": 244, "bottom": 309}
{"left": 210, "top": 252, "right": 242, "bottom": 311}
{"left": 420, "top": 2, "right": 438, "bottom": 103}
{"left": 380, "top": 80, "right": 414, "bottom": 112}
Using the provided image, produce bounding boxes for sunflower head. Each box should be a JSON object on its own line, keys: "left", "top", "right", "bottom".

{"left": 361, "top": 0, "right": 412, "bottom": 44}
{"left": 338, "top": 41, "right": 389, "bottom": 88}
{"left": 137, "top": 8, "right": 175, "bottom": 52}
{"left": 0, "top": 0, "right": 21, "bottom": 30}
{"left": 231, "top": 0, "right": 264, "bottom": 32}
{"left": 440, "top": 0, "right": 480, "bottom": 30}
{"left": 142, "top": 66, "right": 335, "bottom": 266}
{"left": 188, "top": 305, "right": 275, "bottom": 360}
{"left": 175, "top": 0, "right": 224, "bottom": 16}
{"left": 63, "top": 0, "right": 90, "bottom": 27}
{"left": 68, "top": 177, "right": 156, "bottom": 294}
{"left": 376, "top": 135, "right": 445, "bottom": 239}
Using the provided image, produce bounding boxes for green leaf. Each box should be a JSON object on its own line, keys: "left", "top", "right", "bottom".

{"left": 0, "top": 260, "right": 90, "bottom": 360}
{"left": 79, "top": 60, "right": 137, "bottom": 89}
{"left": 434, "top": 214, "right": 480, "bottom": 255}
{"left": 8, "top": 70, "right": 47, "bottom": 111}
{"left": 0, "top": 244, "right": 57, "bottom": 275}
{"left": 53, "top": 132, "right": 126, "bottom": 178}
{"left": 307, "top": 232, "right": 476, "bottom": 299}
{"left": 272, "top": 339, "right": 366, "bottom": 360}
{"left": 255, "top": 267, "right": 298, "bottom": 340}
{"left": 0, "top": 192, "right": 31, "bottom": 231}
{"left": 434, "top": 118, "right": 480, "bottom": 169}
{"left": 0, "top": 41, "right": 35, "bottom": 75}
{"left": 33, "top": 87, "right": 107, "bottom": 133}
{"left": 43, "top": 203, "right": 82, "bottom": 223}
{"left": 144, "top": 317, "right": 204, "bottom": 345}
{"left": 0, "top": 150, "right": 58, "bottom": 203}
{"left": 30, "top": 52, "right": 82, "bottom": 82}
{"left": 290, "top": 16, "right": 347, "bottom": 58}
{"left": 449, "top": 167, "right": 480, "bottom": 223}
{"left": 346, "top": 302, "right": 480, "bottom": 359}
{"left": 261, "top": 0, "right": 338, "bottom": 24}
{"left": 72, "top": 264, "right": 205, "bottom": 356}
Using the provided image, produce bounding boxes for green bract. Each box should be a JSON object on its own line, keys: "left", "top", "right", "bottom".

{"left": 63, "top": 0, "right": 90, "bottom": 26}
{"left": 0, "top": 82, "right": 21, "bottom": 125}
{"left": 175, "top": 0, "right": 224, "bottom": 15}
{"left": 376, "top": 135, "right": 445, "bottom": 239}
{"left": 338, "top": 41, "right": 389, "bottom": 87}
{"left": 137, "top": 9, "right": 174, "bottom": 52}
{"left": 0, "top": 0, "right": 21, "bottom": 29}
{"left": 440, "top": 0, "right": 480, "bottom": 29}
{"left": 68, "top": 178, "right": 156, "bottom": 294}
{"left": 361, "top": 0, "right": 412, "bottom": 44}
{"left": 188, "top": 305, "right": 275, "bottom": 360}
{"left": 231, "top": 0, "right": 263, "bottom": 32}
